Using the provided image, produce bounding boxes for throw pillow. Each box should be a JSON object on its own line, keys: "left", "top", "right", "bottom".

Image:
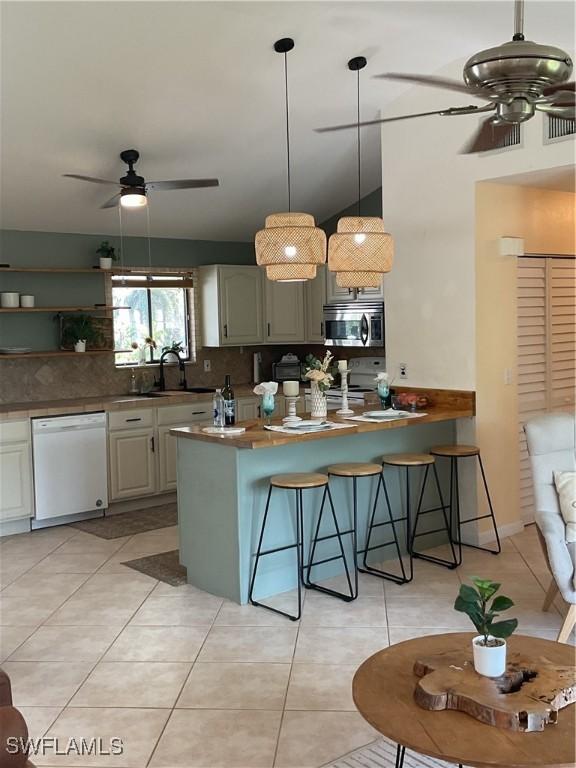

{"left": 554, "top": 471, "right": 576, "bottom": 543}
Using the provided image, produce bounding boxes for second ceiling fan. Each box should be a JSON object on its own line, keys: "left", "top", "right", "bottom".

{"left": 63, "top": 149, "right": 219, "bottom": 209}
{"left": 317, "top": 0, "right": 574, "bottom": 153}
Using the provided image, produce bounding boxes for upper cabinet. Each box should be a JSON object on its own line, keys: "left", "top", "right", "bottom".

{"left": 200, "top": 265, "right": 264, "bottom": 347}
{"left": 305, "top": 266, "right": 326, "bottom": 343}
{"left": 326, "top": 270, "right": 385, "bottom": 303}
{"left": 264, "top": 280, "right": 306, "bottom": 343}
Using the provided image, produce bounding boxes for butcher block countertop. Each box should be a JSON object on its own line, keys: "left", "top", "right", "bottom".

{"left": 0, "top": 384, "right": 265, "bottom": 420}
{"left": 171, "top": 390, "right": 475, "bottom": 450}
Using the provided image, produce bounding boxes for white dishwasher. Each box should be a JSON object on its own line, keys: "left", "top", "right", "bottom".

{"left": 32, "top": 412, "right": 108, "bottom": 523}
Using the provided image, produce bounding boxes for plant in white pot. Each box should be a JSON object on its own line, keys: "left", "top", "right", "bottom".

{"left": 61, "top": 314, "right": 102, "bottom": 353}
{"left": 454, "top": 577, "right": 518, "bottom": 678}
{"left": 96, "top": 240, "right": 118, "bottom": 270}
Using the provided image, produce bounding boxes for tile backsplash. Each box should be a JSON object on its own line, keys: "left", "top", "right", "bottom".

{"left": 0, "top": 345, "right": 380, "bottom": 404}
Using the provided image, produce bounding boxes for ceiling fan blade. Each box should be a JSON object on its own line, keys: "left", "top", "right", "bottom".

{"left": 146, "top": 179, "right": 220, "bottom": 190}
{"left": 536, "top": 104, "right": 575, "bottom": 119}
{"left": 460, "top": 118, "right": 515, "bottom": 154}
{"left": 63, "top": 174, "right": 119, "bottom": 186}
{"left": 315, "top": 104, "right": 494, "bottom": 133}
{"left": 100, "top": 193, "right": 121, "bottom": 209}
{"left": 542, "top": 90, "right": 576, "bottom": 107}
{"left": 543, "top": 81, "right": 575, "bottom": 96}
{"left": 374, "top": 72, "right": 476, "bottom": 95}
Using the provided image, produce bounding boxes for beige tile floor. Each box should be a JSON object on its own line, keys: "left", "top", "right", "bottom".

{"left": 0, "top": 522, "right": 572, "bottom": 768}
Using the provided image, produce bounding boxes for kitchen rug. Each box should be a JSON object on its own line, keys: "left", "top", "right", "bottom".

{"left": 72, "top": 503, "right": 177, "bottom": 539}
{"left": 122, "top": 549, "right": 187, "bottom": 586}
{"left": 323, "top": 737, "right": 461, "bottom": 768}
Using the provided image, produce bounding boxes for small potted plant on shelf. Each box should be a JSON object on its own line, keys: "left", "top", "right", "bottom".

{"left": 96, "top": 240, "right": 118, "bottom": 270}
{"left": 454, "top": 577, "right": 518, "bottom": 677}
{"left": 61, "top": 314, "right": 102, "bottom": 353}
{"left": 304, "top": 351, "right": 334, "bottom": 419}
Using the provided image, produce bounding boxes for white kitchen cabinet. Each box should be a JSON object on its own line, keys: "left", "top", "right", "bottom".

{"left": 326, "top": 270, "right": 385, "bottom": 303}
{"left": 237, "top": 397, "right": 260, "bottom": 421}
{"left": 306, "top": 266, "right": 327, "bottom": 342}
{"left": 157, "top": 402, "right": 212, "bottom": 493}
{"left": 200, "top": 265, "right": 264, "bottom": 347}
{"left": 0, "top": 420, "right": 33, "bottom": 522}
{"left": 264, "top": 280, "right": 306, "bottom": 343}
{"left": 109, "top": 428, "right": 156, "bottom": 501}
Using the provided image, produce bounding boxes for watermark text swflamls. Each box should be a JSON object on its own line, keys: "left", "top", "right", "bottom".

{"left": 6, "top": 737, "right": 124, "bottom": 757}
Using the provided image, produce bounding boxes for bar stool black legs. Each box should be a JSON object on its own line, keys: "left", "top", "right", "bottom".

{"left": 410, "top": 462, "right": 459, "bottom": 569}
{"left": 431, "top": 445, "right": 501, "bottom": 566}
{"left": 359, "top": 470, "right": 411, "bottom": 585}
{"left": 249, "top": 473, "right": 354, "bottom": 622}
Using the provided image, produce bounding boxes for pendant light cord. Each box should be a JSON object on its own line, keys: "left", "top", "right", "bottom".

{"left": 356, "top": 68, "right": 361, "bottom": 217}
{"left": 283, "top": 51, "right": 291, "bottom": 213}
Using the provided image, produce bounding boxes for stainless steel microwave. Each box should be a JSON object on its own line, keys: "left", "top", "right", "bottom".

{"left": 323, "top": 302, "right": 385, "bottom": 347}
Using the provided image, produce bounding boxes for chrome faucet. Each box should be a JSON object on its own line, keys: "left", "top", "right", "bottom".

{"left": 156, "top": 349, "right": 187, "bottom": 392}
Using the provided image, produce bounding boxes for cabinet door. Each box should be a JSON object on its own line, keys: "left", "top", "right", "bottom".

{"left": 109, "top": 428, "right": 156, "bottom": 500}
{"left": 220, "top": 267, "right": 264, "bottom": 345}
{"left": 326, "top": 270, "right": 385, "bottom": 303}
{"left": 158, "top": 425, "right": 179, "bottom": 493}
{"left": 306, "top": 267, "right": 327, "bottom": 342}
{"left": 236, "top": 397, "right": 260, "bottom": 421}
{"left": 0, "top": 441, "right": 33, "bottom": 521}
{"left": 264, "top": 281, "right": 306, "bottom": 343}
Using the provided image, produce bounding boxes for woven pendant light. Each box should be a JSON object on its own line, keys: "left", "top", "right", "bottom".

{"left": 255, "top": 39, "right": 326, "bottom": 282}
{"left": 328, "top": 57, "right": 393, "bottom": 290}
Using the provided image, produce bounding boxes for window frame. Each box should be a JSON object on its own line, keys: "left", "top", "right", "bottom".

{"left": 109, "top": 271, "right": 195, "bottom": 368}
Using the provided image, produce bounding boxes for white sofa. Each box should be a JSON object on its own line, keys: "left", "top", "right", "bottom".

{"left": 524, "top": 412, "right": 576, "bottom": 643}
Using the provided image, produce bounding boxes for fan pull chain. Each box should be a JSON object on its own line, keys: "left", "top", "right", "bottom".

{"left": 118, "top": 205, "right": 125, "bottom": 284}
{"left": 145, "top": 203, "right": 152, "bottom": 271}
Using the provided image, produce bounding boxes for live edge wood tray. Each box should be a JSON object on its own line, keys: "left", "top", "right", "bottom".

{"left": 414, "top": 646, "right": 576, "bottom": 732}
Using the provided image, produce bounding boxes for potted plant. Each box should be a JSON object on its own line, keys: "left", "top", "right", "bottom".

{"left": 96, "top": 240, "right": 118, "bottom": 270}
{"left": 61, "top": 314, "right": 102, "bottom": 353}
{"left": 304, "top": 351, "right": 334, "bottom": 418}
{"left": 454, "top": 577, "right": 518, "bottom": 677}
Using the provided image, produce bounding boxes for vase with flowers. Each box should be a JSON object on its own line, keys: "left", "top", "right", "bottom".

{"left": 304, "top": 352, "right": 334, "bottom": 419}
{"left": 131, "top": 336, "right": 157, "bottom": 366}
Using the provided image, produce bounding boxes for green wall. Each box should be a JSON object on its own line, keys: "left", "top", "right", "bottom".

{"left": 0, "top": 187, "right": 381, "bottom": 350}
{"left": 0, "top": 230, "right": 256, "bottom": 349}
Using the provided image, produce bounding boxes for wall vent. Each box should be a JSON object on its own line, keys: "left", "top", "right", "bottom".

{"left": 544, "top": 114, "right": 576, "bottom": 143}
{"left": 499, "top": 123, "right": 521, "bottom": 149}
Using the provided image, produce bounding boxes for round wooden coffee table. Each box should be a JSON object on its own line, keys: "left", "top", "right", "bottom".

{"left": 353, "top": 633, "right": 575, "bottom": 768}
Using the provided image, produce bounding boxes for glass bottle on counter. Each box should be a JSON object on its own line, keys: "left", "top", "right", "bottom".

{"left": 213, "top": 389, "right": 225, "bottom": 428}
{"left": 222, "top": 374, "right": 235, "bottom": 426}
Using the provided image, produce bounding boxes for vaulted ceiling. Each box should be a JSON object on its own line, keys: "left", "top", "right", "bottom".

{"left": 2, "top": 1, "right": 573, "bottom": 241}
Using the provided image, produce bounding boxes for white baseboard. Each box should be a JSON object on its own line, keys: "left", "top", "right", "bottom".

{"left": 0, "top": 517, "right": 32, "bottom": 538}
{"left": 477, "top": 519, "right": 524, "bottom": 545}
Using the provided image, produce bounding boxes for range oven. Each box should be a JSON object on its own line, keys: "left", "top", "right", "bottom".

{"left": 323, "top": 302, "right": 385, "bottom": 348}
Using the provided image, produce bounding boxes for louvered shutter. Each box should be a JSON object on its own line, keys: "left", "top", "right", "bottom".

{"left": 517, "top": 258, "right": 548, "bottom": 523}
{"left": 517, "top": 256, "right": 576, "bottom": 524}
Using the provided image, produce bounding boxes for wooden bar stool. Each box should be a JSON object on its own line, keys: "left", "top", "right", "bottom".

{"left": 310, "top": 463, "right": 408, "bottom": 595}
{"left": 382, "top": 453, "right": 458, "bottom": 570}
{"left": 248, "top": 473, "right": 354, "bottom": 622}
{"left": 430, "top": 445, "right": 501, "bottom": 566}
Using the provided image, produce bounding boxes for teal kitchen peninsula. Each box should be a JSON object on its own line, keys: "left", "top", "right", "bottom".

{"left": 172, "top": 391, "right": 474, "bottom": 604}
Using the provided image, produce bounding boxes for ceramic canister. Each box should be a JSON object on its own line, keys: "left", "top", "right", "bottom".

{"left": 20, "top": 295, "right": 35, "bottom": 307}
{"left": 1, "top": 292, "right": 20, "bottom": 308}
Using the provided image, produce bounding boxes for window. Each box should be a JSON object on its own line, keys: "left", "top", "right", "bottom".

{"left": 112, "top": 274, "right": 193, "bottom": 366}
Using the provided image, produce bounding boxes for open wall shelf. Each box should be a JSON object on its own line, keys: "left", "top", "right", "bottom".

{"left": 0, "top": 306, "right": 127, "bottom": 313}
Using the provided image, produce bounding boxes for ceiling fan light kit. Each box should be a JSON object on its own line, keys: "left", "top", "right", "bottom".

{"left": 255, "top": 38, "right": 326, "bottom": 282}
{"left": 327, "top": 56, "right": 393, "bottom": 291}
{"left": 120, "top": 186, "right": 147, "bottom": 208}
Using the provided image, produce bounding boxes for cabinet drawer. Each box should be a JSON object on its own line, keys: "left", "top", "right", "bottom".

{"left": 108, "top": 408, "right": 154, "bottom": 430}
{"left": 0, "top": 419, "right": 30, "bottom": 443}
{"left": 157, "top": 402, "right": 212, "bottom": 426}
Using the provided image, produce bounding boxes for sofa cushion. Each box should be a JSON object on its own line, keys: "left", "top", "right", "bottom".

{"left": 554, "top": 471, "right": 576, "bottom": 543}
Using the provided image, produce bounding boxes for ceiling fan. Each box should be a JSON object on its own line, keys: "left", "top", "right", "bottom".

{"left": 317, "top": 0, "right": 574, "bottom": 153}
{"left": 63, "top": 149, "right": 219, "bottom": 209}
